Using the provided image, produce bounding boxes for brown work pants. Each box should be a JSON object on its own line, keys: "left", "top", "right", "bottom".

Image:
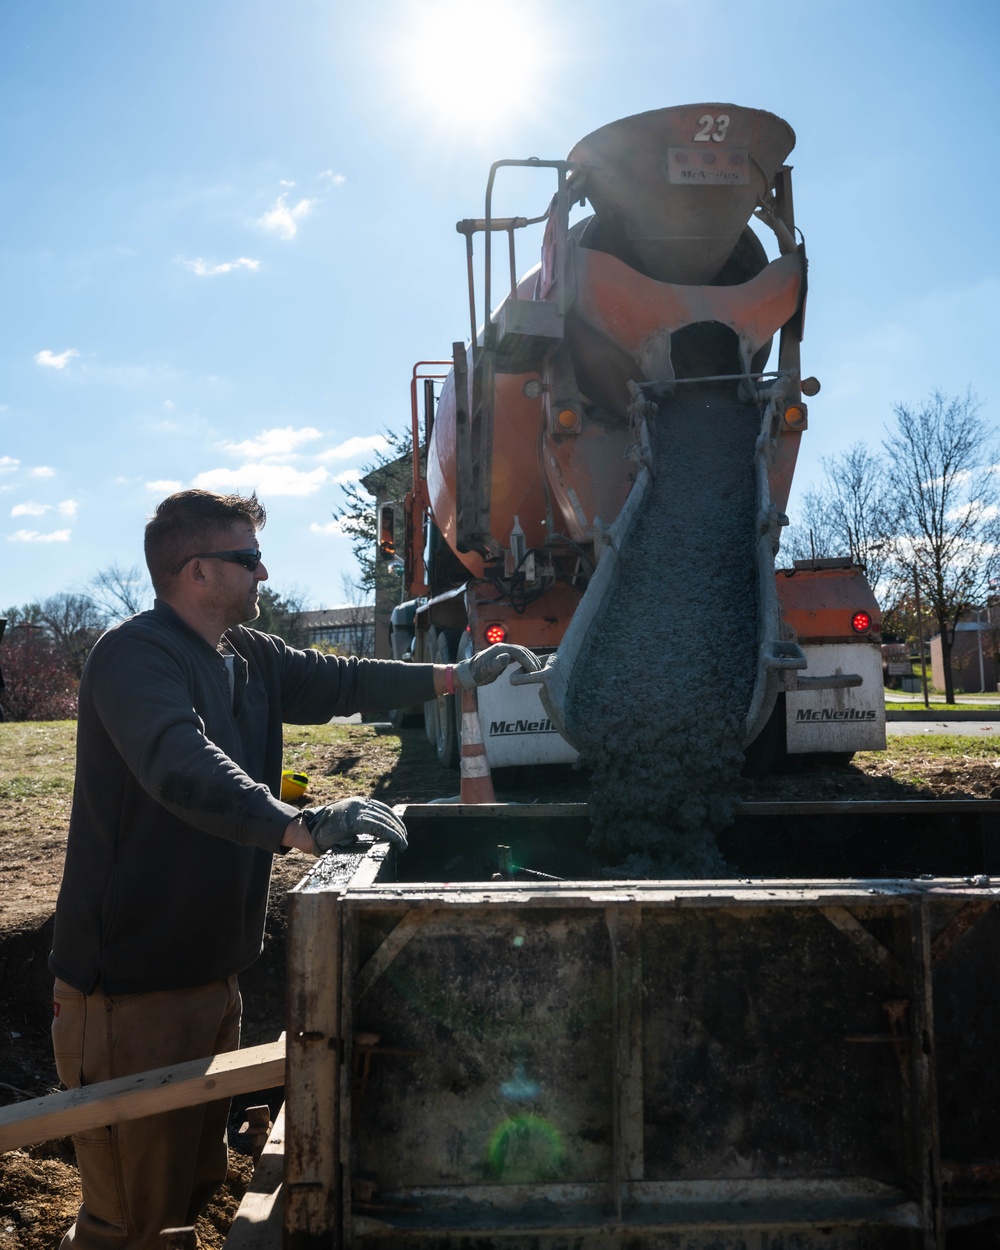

{"left": 51, "top": 975, "right": 241, "bottom": 1250}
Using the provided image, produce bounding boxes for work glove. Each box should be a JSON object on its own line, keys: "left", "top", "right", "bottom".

{"left": 303, "top": 798, "right": 408, "bottom": 855}
{"left": 454, "top": 643, "right": 542, "bottom": 690}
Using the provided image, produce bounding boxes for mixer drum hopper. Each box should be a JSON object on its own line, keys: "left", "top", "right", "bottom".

{"left": 568, "top": 104, "right": 795, "bottom": 285}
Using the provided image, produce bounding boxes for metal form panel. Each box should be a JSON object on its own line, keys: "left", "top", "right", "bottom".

{"left": 285, "top": 807, "right": 1000, "bottom": 1248}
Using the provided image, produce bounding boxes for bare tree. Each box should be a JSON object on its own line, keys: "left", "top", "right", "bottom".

{"left": 781, "top": 483, "right": 839, "bottom": 565}
{"left": 36, "top": 593, "right": 109, "bottom": 677}
{"left": 90, "top": 563, "right": 151, "bottom": 622}
{"left": 883, "top": 390, "right": 1000, "bottom": 703}
{"left": 782, "top": 442, "right": 899, "bottom": 597}
{"left": 2, "top": 602, "right": 44, "bottom": 628}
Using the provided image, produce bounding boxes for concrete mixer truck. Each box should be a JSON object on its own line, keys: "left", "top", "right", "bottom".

{"left": 270, "top": 108, "right": 1000, "bottom": 1249}
{"left": 381, "top": 104, "right": 885, "bottom": 784}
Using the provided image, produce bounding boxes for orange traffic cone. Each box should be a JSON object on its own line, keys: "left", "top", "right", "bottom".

{"left": 459, "top": 685, "right": 496, "bottom": 803}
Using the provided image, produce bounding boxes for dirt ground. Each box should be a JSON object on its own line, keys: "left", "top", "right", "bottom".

{"left": 2, "top": 721, "right": 999, "bottom": 1248}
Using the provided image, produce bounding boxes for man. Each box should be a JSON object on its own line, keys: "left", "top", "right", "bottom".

{"left": 49, "top": 489, "right": 538, "bottom": 1250}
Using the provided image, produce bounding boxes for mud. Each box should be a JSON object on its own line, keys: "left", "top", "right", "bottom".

{"left": 563, "top": 383, "right": 760, "bottom": 875}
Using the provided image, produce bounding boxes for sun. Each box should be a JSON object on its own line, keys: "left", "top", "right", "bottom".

{"left": 384, "top": 0, "right": 552, "bottom": 143}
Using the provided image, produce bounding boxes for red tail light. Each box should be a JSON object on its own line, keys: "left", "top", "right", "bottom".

{"left": 484, "top": 623, "right": 507, "bottom": 645}
{"left": 851, "top": 611, "right": 872, "bottom": 634}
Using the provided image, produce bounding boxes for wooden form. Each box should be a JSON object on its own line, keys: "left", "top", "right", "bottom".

{"left": 0, "top": 1039, "right": 284, "bottom": 1154}
{"left": 281, "top": 802, "right": 1000, "bottom": 1249}
{"left": 223, "top": 1106, "right": 286, "bottom": 1250}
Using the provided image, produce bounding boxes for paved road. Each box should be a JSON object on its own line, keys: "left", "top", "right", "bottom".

{"left": 887, "top": 719, "right": 999, "bottom": 736}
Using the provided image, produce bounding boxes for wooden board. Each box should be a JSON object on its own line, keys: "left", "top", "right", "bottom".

{"left": 0, "top": 1039, "right": 285, "bottom": 1153}
{"left": 223, "top": 1105, "right": 285, "bottom": 1250}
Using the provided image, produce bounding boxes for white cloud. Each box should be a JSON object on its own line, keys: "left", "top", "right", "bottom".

{"left": 181, "top": 256, "right": 261, "bottom": 277}
{"left": 58, "top": 499, "right": 78, "bottom": 518}
{"left": 310, "top": 519, "right": 345, "bottom": 536}
{"left": 257, "top": 194, "right": 316, "bottom": 240}
{"left": 317, "top": 434, "right": 390, "bottom": 463}
{"left": 318, "top": 170, "right": 347, "bottom": 185}
{"left": 279, "top": 179, "right": 296, "bottom": 188}
{"left": 0, "top": 456, "right": 19, "bottom": 474}
{"left": 945, "top": 500, "right": 999, "bottom": 523}
{"left": 220, "top": 426, "right": 323, "bottom": 461}
{"left": 921, "top": 469, "right": 973, "bottom": 490}
{"left": 30, "top": 466, "right": 56, "bottom": 478}
{"left": 35, "top": 348, "right": 79, "bottom": 370}
{"left": 192, "top": 463, "right": 330, "bottom": 496}
{"left": 11, "top": 501, "right": 49, "bottom": 517}
{"left": 8, "top": 528, "right": 71, "bottom": 543}
{"left": 332, "top": 468, "right": 362, "bottom": 485}
{"left": 146, "top": 479, "right": 183, "bottom": 494}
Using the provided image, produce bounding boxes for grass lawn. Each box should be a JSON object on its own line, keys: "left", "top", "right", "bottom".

{"left": 885, "top": 701, "right": 1000, "bottom": 713}
{"left": 2, "top": 720, "right": 999, "bottom": 813}
{"left": 872, "top": 733, "right": 1000, "bottom": 760}
{"left": 0, "top": 719, "right": 443, "bottom": 845}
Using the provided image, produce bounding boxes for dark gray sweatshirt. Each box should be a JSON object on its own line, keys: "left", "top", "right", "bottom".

{"left": 50, "top": 600, "right": 436, "bottom": 994}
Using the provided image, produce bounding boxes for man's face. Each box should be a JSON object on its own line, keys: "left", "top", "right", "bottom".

{"left": 203, "top": 521, "right": 269, "bottom": 627}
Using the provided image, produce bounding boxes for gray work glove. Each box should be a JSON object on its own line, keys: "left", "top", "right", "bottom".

{"left": 303, "top": 798, "right": 408, "bottom": 854}
{"left": 454, "top": 643, "right": 542, "bottom": 690}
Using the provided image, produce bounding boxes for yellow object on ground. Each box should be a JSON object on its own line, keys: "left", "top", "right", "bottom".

{"left": 280, "top": 770, "right": 309, "bottom": 802}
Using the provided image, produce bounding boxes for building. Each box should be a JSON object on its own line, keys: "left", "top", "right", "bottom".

{"left": 300, "top": 606, "right": 375, "bottom": 657}
{"left": 930, "top": 615, "right": 998, "bottom": 694}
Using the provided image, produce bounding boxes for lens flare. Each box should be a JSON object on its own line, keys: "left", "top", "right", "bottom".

{"left": 488, "top": 1113, "right": 564, "bottom": 1180}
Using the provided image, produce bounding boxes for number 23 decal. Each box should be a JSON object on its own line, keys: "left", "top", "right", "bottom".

{"left": 694, "top": 113, "right": 730, "bottom": 143}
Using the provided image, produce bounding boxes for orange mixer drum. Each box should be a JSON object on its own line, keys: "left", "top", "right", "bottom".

{"left": 426, "top": 104, "right": 799, "bottom": 567}
{"left": 426, "top": 366, "right": 552, "bottom": 577}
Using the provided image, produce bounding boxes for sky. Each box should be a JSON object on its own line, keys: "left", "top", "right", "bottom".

{"left": 2, "top": 0, "right": 998, "bottom": 612}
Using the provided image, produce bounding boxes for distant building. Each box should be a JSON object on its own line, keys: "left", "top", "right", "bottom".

{"left": 300, "top": 606, "right": 375, "bottom": 656}
{"left": 930, "top": 613, "right": 998, "bottom": 693}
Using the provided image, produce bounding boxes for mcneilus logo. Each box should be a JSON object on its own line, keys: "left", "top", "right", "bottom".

{"left": 490, "top": 718, "right": 559, "bottom": 735}
{"left": 795, "top": 708, "right": 878, "bottom": 722}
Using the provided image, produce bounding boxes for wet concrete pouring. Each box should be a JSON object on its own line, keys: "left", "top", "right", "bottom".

{"left": 563, "top": 382, "right": 760, "bottom": 877}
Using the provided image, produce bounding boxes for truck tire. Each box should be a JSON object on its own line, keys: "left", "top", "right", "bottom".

{"left": 454, "top": 631, "right": 475, "bottom": 757}
{"left": 386, "top": 622, "right": 423, "bottom": 728}
{"left": 388, "top": 705, "right": 422, "bottom": 729}
{"left": 423, "top": 627, "right": 440, "bottom": 747}
{"left": 429, "top": 630, "right": 460, "bottom": 768}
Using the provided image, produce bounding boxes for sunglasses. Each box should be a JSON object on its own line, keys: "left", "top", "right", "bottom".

{"left": 171, "top": 548, "right": 263, "bottom": 575}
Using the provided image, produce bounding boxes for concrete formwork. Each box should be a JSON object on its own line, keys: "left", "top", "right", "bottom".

{"left": 283, "top": 805, "right": 1000, "bottom": 1249}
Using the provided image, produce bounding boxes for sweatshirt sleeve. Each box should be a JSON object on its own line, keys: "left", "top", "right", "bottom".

{"left": 244, "top": 631, "right": 439, "bottom": 723}
{"left": 83, "top": 629, "right": 298, "bottom": 852}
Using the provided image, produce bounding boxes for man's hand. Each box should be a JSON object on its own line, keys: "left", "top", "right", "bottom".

{"left": 302, "top": 798, "right": 408, "bottom": 855}
{"left": 454, "top": 643, "right": 541, "bottom": 690}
